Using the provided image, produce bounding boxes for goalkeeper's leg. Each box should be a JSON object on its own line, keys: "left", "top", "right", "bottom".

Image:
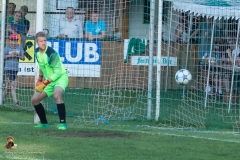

{"left": 31, "top": 92, "right": 48, "bottom": 126}
{"left": 52, "top": 74, "right": 69, "bottom": 130}
{"left": 53, "top": 86, "right": 67, "bottom": 130}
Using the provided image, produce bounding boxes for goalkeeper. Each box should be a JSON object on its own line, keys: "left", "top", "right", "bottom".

{"left": 32, "top": 31, "right": 69, "bottom": 130}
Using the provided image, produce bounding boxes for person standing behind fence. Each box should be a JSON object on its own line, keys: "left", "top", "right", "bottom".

{"left": 19, "top": 5, "right": 30, "bottom": 48}
{"left": 226, "top": 39, "right": 240, "bottom": 94}
{"left": 190, "top": 17, "right": 222, "bottom": 94}
{"left": 8, "top": 11, "right": 26, "bottom": 45}
{"left": 84, "top": 11, "right": 106, "bottom": 41}
{"left": 213, "top": 43, "right": 228, "bottom": 96}
{"left": 3, "top": 34, "right": 25, "bottom": 106}
{"left": 0, "top": 3, "right": 15, "bottom": 35}
{"left": 56, "top": 7, "right": 83, "bottom": 39}
{"left": 7, "top": 3, "right": 25, "bottom": 27}
{"left": 20, "top": 5, "right": 30, "bottom": 35}
{"left": 174, "top": 23, "right": 188, "bottom": 44}
{"left": 7, "top": 2, "right": 16, "bottom": 23}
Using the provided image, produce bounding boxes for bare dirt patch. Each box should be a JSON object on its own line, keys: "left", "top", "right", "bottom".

{"left": 46, "top": 131, "right": 135, "bottom": 138}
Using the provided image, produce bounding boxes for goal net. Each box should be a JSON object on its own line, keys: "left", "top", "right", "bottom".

{"left": 160, "top": 0, "right": 240, "bottom": 131}
{"left": 1, "top": 0, "right": 240, "bottom": 132}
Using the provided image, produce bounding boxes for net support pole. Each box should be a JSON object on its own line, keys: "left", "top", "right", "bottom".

{"left": 204, "top": 18, "right": 215, "bottom": 108}
{"left": 155, "top": 0, "right": 163, "bottom": 121}
{"left": 35, "top": 0, "right": 44, "bottom": 82}
{"left": 182, "top": 13, "right": 193, "bottom": 97}
{"left": 228, "top": 20, "right": 240, "bottom": 113}
{"left": 0, "top": 0, "right": 7, "bottom": 105}
{"left": 34, "top": 0, "right": 44, "bottom": 124}
{"left": 36, "top": 0, "right": 44, "bottom": 33}
{"left": 184, "top": 13, "right": 193, "bottom": 68}
{"left": 164, "top": 5, "right": 173, "bottom": 92}
{"left": 147, "top": 0, "right": 155, "bottom": 119}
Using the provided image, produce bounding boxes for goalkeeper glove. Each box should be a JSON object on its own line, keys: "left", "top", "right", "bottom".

{"left": 36, "top": 75, "right": 43, "bottom": 86}
{"left": 35, "top": 80, "right": 50, "bottom": 93}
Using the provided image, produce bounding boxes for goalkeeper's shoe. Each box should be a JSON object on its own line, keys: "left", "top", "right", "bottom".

{"left": 34, "top": 123, "right": 50, "bottom": 128}
{"left": 57, "top": 123, "right": 67, "bottom": 130}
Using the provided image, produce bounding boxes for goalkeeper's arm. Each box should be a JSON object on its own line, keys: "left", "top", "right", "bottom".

{"left": 35, "top": 70, "right": 52, "bottom": 93}
{"left": 37, "top": 70, "right": 53, "bottom": 83}
{"left": 36, "top": 70, "right": 44, "bottom": 85}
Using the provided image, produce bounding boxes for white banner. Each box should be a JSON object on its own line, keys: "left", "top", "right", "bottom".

{"left": 131, "top": 56, "right": 177, "bottom": 66}
{"left": 18, "top": 63, "right": 35, "bottom": 76}
{"left": 18, "top": 63, "right": 101, "bottom": 77}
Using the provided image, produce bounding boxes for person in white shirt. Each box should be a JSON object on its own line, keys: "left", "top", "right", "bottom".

{"left": 174, "top": 23, "right": 189, "bottom": 44}
{"left": 57, "top": 7, "right": 83, "bottom": 39}
{"left": 226, "top": 40, "right": 240, "bottom": 94}
{"left": 227, "top": 40, "right": 240, "bottom": 66}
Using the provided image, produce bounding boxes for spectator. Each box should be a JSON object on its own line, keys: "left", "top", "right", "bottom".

{"left": 190, "top": 16, "right": 223, "bottom": 94}
{"left": 7, "top": 2, "right": 16, "bottom": 23}
{"left": 227, "top": 40, "right": 240, "bottom": 65}
{"left": 226, "top": 40, "right": 240, "bottom": 94}
{"left": 212, "top": 43, "right": 229, "bottom": 95}
{"left": 57, "top": 7, "right": 83, "bottom": 39}
{"left": 8, "top": 11, "right": 26, "bottom": 36}
{"left": 212, "top": 43, "right": 222, "bottom": 95}
{"left": 7, "top": 3, "right": 24, "bottom": 24}
{"left": 20, "top": 5, "right": 30, "bottom": 35}
{"left": 2, "top": 34, "right": 25, "bottom": 106}
{"left": 84, "top": 11, "right": 106, "bottom": 40}
{"left": 189, "top": 15, "right": 201, "bottom": 44}
{"left": 174, "top": 23, "right": 188, "bottom": 44}
{"left": 0, "top": 3, "right": 22, "bottom": 38}
{"left": 8, "top": 11, "right": 26, "bottom": 46}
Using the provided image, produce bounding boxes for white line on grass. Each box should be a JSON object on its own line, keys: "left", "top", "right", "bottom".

{"left": 140, "top": 126, "right": 240, "bottom": 135}
{"left": 102, "top": 127, "right": 240, "bottom": 144}
{"left": 123, "top": 130, "right": 240, "bottom": 144}
{"left": 0, "top": 122, "right": 31, "bottom": 124}
{"left": 2, "top": 122, "right": 240, "bottom": 144}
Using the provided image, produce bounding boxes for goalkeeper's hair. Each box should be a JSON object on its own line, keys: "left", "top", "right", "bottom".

{"left": 36, "top": 31, "right": 46, "bottom": 40}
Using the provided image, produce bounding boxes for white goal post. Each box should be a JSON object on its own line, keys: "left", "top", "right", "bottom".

{"left": 33, "top": 0, "right": 45, "bottom": 124}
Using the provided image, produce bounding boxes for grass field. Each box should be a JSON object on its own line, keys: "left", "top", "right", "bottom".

{"left": 3, "top": 88, "right": 240, "bottom": 132}
{"left": 1, "top": 107, "right": 240, "bottom": 160}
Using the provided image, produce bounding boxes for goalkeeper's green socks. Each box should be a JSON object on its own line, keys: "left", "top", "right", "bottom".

{"left": 34, "top": 103, "right": 48, "bottom": 124}
{"left": 57, "top": 103, "right": 66, "bottom": 123}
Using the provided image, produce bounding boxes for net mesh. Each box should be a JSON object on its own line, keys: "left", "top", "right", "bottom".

{"left": 1, "top": 0, "right": 240, "bottom": 132}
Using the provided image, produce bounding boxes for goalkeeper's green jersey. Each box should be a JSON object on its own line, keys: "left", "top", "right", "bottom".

{"left": 35, "top": 46, "right": 67, "bottom": 81}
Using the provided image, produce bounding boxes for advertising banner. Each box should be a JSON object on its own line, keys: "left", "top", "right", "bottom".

{"left": 18, "top": 40, "right": 102, "bottom": 77}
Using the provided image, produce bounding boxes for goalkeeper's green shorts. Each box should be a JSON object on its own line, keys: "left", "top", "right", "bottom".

{"left": 44, "top": 73, "right": 69, "bottom": 97}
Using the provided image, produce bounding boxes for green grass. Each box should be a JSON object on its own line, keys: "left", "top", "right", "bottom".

{"left": 3, "top": 88, "right": 240, "bottom": 131}
{"left": 1, "top": 107, "right": 240, "bottom": 160}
